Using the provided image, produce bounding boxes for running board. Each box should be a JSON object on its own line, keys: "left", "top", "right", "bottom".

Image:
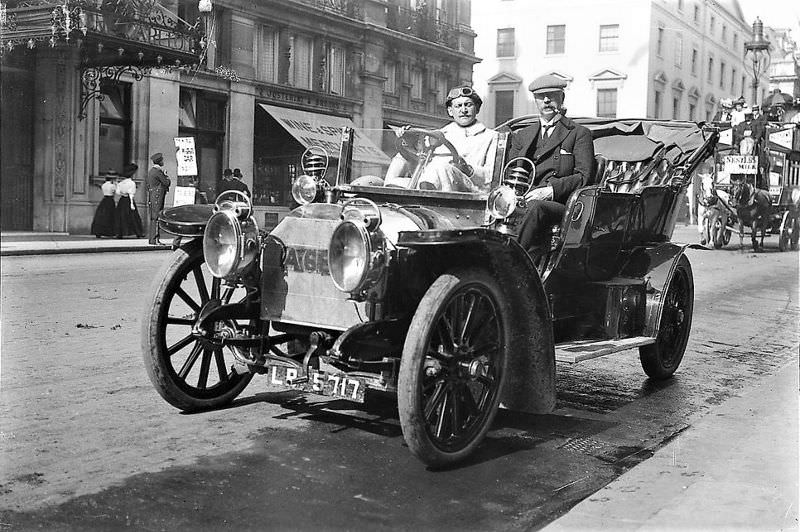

{"left": 555, "top": 336, "right": 656, "bottom": 364}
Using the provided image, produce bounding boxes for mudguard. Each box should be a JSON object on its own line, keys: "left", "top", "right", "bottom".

{"left": 398, "top": 228, "right": 556, "bottom": 414}
{"left": 624, "top": 242, "right": 693, "bottom": 337}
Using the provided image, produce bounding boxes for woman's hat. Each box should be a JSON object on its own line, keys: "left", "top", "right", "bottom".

{"left": 122, "top": 162, "right": 139, "bottom": 177}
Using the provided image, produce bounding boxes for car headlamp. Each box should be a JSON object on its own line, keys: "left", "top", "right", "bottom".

{"left": 291, "top": 174, "right": 320, "bottom": 205}
{"left": 487, "top": 185, "right": 517, "bottom": 219}
{"left": 203, "top": 210, "right": 259, "bottom": 278}
{"left": 329, "top": 220, "right": 371, "bottom": 293}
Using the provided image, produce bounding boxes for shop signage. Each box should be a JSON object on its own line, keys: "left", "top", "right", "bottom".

{"left": 723, "top": 155, "right": 757, "bottom": 174}
{"left": 174, "top": 137, "right": 198, "bottom": 176}
{"left": 259, "top": 104, "right": 390, "bottom": 166}
{"left": 769, "top": 127, "right": 794, "bottom": 151}
{"left": 173, "top": 186, "right": 196, "bottom": 206}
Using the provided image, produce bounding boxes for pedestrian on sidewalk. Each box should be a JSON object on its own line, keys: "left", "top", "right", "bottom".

{"left": 115, "top": 163, "right": 144, "bottom": 238}
{"left": 146, "top": 152, "right": 171, "bottom": 244}
{"left": 217, "top": 168, "right": 250, "bottom": 198}
{"left": 90, "top": 170, "right": 119, "bottom": 238}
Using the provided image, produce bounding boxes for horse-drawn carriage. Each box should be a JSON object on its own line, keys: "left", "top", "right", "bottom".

{"left": 142, "top": 117, "right": 717, "bottom": 467}
{"left": 701, "top": 119, "right": 800, "bottom": 251}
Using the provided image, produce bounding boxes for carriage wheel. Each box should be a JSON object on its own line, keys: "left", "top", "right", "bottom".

{"left": 398, "top": 268, "right": 509, "bottom": 467}
{"left": 779, "top": 212, "right": 790, "bottom": 252}
{"left": 142, "top": 245, "right": 253, "bottom": 411}
{"left": 639, "top": 255, "right": 694, "bottom": 380}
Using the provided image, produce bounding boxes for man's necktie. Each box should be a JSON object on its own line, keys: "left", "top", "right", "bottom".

{"left": 542, "top": 123, "right": 554, "bottom": 138}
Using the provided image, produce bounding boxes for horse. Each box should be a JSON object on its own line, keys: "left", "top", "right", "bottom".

{"left": 730, "top": 179, "right": 772, "bottom": 251}
{"left": 697, "top": 172, "right": 733, "bottom": 248}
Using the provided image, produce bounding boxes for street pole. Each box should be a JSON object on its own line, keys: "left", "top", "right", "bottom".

{"left": 744, "top": 17, "right": 771, "bottom": 108}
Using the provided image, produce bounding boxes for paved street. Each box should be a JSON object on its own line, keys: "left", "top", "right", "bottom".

{"left": 0, "top": 237, "right": 797, "bottom": 530}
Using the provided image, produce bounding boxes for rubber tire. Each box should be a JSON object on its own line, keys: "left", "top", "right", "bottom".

{"left": 398, "top": 268, "right": 509, "bottom": 468}
{"left": 639, "top": 255, "right": 694, "bottom": 380}
{"left": 791, "top": 215, "right": 800, "bottom": 251}
{"left": 142, "top": 245, "right": 253, "bottom": 411}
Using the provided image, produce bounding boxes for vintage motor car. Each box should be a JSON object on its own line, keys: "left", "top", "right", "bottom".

{"left": 142, "top": 117, "right": 718, "bottom": 467}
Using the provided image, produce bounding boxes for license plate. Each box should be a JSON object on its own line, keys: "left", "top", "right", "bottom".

{"left": 267, "top": 365, "right": 366, "bottom": 403}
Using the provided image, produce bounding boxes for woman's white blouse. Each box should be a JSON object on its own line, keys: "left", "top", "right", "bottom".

{"left": 101, "top": 181, "right": 117, "bottom": 196}
{"left": 116, "top": 178, "right": 137, "bottom": 197}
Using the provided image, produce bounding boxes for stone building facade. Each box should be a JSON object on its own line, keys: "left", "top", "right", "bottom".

{"left": 0, "top": 0, "right": 478, "bottom": 233}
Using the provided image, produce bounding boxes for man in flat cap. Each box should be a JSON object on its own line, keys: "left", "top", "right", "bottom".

{"left": 146, "top": 152, "right": 171, "bottom": 244}
{"left": 507, "top": 74, "right": 594, "bottom": 257}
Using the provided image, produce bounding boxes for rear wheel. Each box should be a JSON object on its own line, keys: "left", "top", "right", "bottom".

{"left": 639, "top": 255, "right": 694, "bottom": 380}
{"left": 142, "top": 245, "right": 253, "bottom": 411}
{"left": 398, "top": 268, "right": 509, "bottom": 467}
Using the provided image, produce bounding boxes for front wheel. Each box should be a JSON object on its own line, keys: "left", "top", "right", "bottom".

{"left": 639, "top": 255, "right": 694, "bottom": 380}
{"left": 142, "top": 245, "right": 254, "bottom": 411}
{"left": 398, "top": 268, "right": 509, "bottom": 467}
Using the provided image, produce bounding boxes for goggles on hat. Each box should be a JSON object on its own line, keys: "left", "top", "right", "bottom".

{"left": 447, "top": 87, "right": 475, "bottom": 100}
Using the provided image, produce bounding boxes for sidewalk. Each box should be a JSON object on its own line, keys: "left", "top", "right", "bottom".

{"left": 544, "top": 361, "right": 799, "bottom": 531}
{"left": 0, "top": 224, "right": 706, "bottom": 258}
{"left": 1, "top": 232, "right": 171, "bottom": 256}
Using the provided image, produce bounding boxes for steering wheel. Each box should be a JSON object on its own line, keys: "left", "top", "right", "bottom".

{"left": 395, "top": 127, "right": 466, "bottom": 169}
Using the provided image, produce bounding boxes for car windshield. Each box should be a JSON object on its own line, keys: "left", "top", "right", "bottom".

{"left": 333, "top": 126, "right": 495, "bottom": 201}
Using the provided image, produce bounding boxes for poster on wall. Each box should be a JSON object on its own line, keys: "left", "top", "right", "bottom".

{"left": 173, "top": 186, "right": 196, "bottom": 207}
{"left": 174, "top": 136, "right": 198, "bottom": 176}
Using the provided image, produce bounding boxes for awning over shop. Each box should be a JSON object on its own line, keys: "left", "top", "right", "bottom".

{"left": 258, "top": 104, "right": 390, "bottom": 166}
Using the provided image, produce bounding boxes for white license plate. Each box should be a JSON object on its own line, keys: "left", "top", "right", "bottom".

{"left": 267, "top": 365, "right": 366, "bottom": 403}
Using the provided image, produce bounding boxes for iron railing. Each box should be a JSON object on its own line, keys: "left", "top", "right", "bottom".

{"left": 386, "top": 5, "right": 457, "bottom": 49}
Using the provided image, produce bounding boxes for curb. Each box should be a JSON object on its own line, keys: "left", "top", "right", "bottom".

{"left": 1, "top": 245, "right": 172, "bottom": 257}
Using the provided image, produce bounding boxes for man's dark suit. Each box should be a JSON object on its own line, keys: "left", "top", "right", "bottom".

{"left": 146, "top": 165, "right": 171, "bottom": 244}
{"left": 506, "top": 116, "right": 594, "bottom": 252}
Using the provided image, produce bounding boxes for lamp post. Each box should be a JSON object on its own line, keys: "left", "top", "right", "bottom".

{"left": 743, "top": 17, "right": 771, "bottom": 108}
{"left": 197, "top": 0, "right": 212, "bottom": 56}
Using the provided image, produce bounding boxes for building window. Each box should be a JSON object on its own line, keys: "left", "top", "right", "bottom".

{"left": 707, "top": 56, "right": 713, "bottom": 85}
{"left": 656, "top": 26, "right": 664, "bottom": 56}
{"left": 689, "top": 102, "right": 696, "bottom": 120}
{"left": 597, "top": 88, "right": 617, "bottom": 118}
{"left": 674, "top": 34, "right": 683, "bottom": 68}
{"left": 731, "top": 67, "right": 736, "bottom": 93}
{"left": 384, "top": 62, "right": 397, "bottom": 94}
{"left": 327, "top": 44, "right": 346, "bottom": 96}
{"left": 257, "top": 26, "right": 278, "bottom": 83}
{"left": 678, "top": 0, "right": 684, "bottom": 11}
{"left": 709, "top": 15, "right": 715, "bottom": 35}
{"left": 691, "top": 48, "right": 698, "bottom": 75}
{"left": 672, "top": 95, "right": 680, "bottom": 119}
{"left": 654, "top": 90, "right": 663, "bottom": 118}
{"left": 693, "top": 5, "right": 700, "bottom": 24}
{"left": 599, "top": 24, "right": 619, "bottom": 52}
{"left": 546, "top": 25, "right": 565, "bottom": 54}
{"left": 719, "top": 61, "right": 725, "bottom": 89}
{"left": 733, "top": 33, "right": 738, "bottom": 51}
{"left": 742, "top": 75, "right": 747, "bottom": 96}
{"left": 496, "top": 28, "right": 515, "bottom": 57}
{"left": 495, "top": 90, "right": 515, "bottom": 125}
{"left": 411, "top": 68, "right": 423, "bottom": 99}
{"left": 722, "top": 24, "right": 727, "bottom": 43}
{"left": 289, "top": 34, "right": 313, "bottom": 90}
{"left": 436, "top": 73, "right": 449, "bottom": 106}
{"left": 98, "top": 81, "right": 131, "bottom": 175}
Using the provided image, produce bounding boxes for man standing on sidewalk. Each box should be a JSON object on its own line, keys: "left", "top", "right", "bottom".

{"left": 146, "top": 153, "right": 171, "bottom": 245}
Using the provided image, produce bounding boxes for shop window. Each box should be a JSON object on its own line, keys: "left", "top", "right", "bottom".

{"left": 253, "top": 106, "right": 303, "bottom": 207}
{"left": 495, "top": 90, "right": 514, "bottom": 125}
{"left": 496, "top": 28, "right": 515, "bottom": 57}
{"left": 546, "top": 25, "right": 565, "bottom": 55}
{"left": 289, "top": 34, "right": 313, "bottom": 90}
{"left": 258, "top": 25, "right": 279, "bottom": 83}
{"left": 599, "top": 24, "right": 619, "bottom": 53}
{"left": 327, "top": 44, "right": 346, "bottom": 96}
{"left": 98, "top": 81, "right": 131, "bottom": 175}
{"left": 178, "top": 88, "right": 227, "bottom": 200}
{"left": 597, "top": 88, "right": 617, "bottom": 118}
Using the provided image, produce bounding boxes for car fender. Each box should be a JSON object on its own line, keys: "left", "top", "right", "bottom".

{"left": 398, "top": 228, "right": 556, "bottom": 414}
{"left": 626, "top": 243, "right": 693, "bottom": 338}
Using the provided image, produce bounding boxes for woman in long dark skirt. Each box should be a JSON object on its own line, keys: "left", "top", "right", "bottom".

{"left": 115, "top": 163, "right": 144, "bottom": 238}
{"left": 91, "top": 172, "right": 119, "bottom": 237}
